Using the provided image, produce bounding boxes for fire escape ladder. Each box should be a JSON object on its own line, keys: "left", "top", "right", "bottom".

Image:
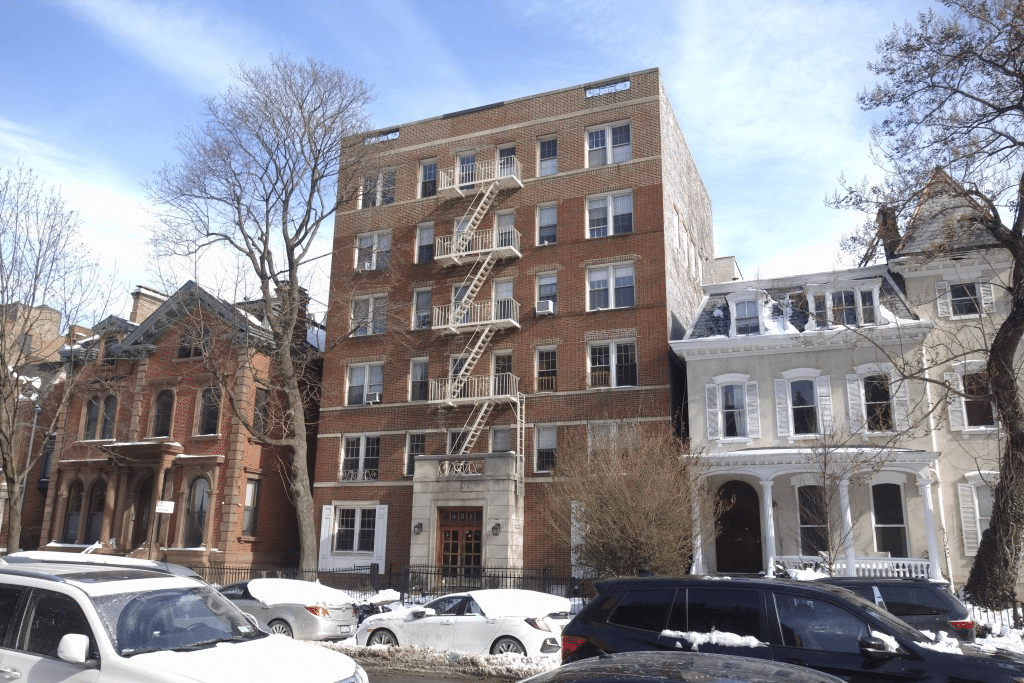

{"left": 514, "top": 392, "right": 525, "bottom": 498}
{"left": 457, "top": 401, "right": 497, "bottom": 455}
{"left": 447, "top": 326, "right": 496, "bottom": 400}
{"left": 453, "top": 182, "right": 501, "bottom": 256}
{"left": 450, "top": 251, "right": 498, "bottom": 326}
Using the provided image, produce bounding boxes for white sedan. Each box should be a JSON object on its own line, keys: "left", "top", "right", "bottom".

{"left": 356, "top": 588, "right": 571, "bottom": 657}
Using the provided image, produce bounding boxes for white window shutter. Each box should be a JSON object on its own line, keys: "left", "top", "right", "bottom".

{"left": 745, "top": 381, "right": 761, "bottom": 438}
{"left": 958, "top": 484, "right": 980, "bottom": 556}
{"left": 892, "top": 375, "right": 911, "bottom": 431}
{"left": 319, "top": 505, "right": 334, "bottom": 567}
{"left": 373, "top": 504, "right": 388, "bottom": 569}
{"left": 945, "top": 372, "right": 966, "bottom": 431}
{"left": 979, "top": 278, "right": 995, "bottom": 313}
{"left": 846, "top": 374, "right": 864, "bottom": 433}
{"left": 935, "top": 281, "right": 951, "bottom": 318}
{"left": 817, "top": 375, "right": 834, "bottom": 432}
{"left": 775, "top": 379, "right": 791, "bottom": 436}
{"left": 705, "top": 384, "right": 720, "bottom": 440}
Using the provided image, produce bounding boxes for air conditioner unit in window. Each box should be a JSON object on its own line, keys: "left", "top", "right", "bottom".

{"left": 364, "top": 392, "right": 381, "bottom": 405}
{"left": 536, "top": 300, "right": 555, "bottom": 316}
{"left": 357, "top": 261, "right": 373, "bottom": 271}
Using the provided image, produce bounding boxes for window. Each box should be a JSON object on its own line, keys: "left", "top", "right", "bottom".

{"left": 734, "top": 301, "right": 760, "bottom": 335}
{"left": 587, "top": 191, "right": 633, "bottom": 237}
{"left": 197, "top": 387, "right": 221, "bottom": 435}
{"left": 537, "top": 273, "right": 557, "bottom": 314}
{"left": 333, "top": 506, "right": 376, "bottom": 552}
{"left": 797, "top": 484, "right": 828, "bottom": 555}
{"left": 494, "top": 279, "right": 515, "bottom": 321}
{"left": 589, "top": 340, "right": 637, "bottom": 387}
{"left": 360, "top": 169, "right": 395, "bottom": 208}
{"left": 83, "top": 396, "right": 100, "bottom": 440}
{"left": 498, "top": 146, "right": 516, "bottom": 177}
{"left": 176, "top": 328, "right": 206, "bottom": 359}
{"left": 588, "top": 263, "right": 635, "bottom": 310}
{"left": 536, "top": 425, "right": 556, "bottom": 472}
{"left": 100, "top": 395, "right": 116, "bottom": 440}
{"left": 538, "top": 138, "right": 557, "bottom": 176}
{"left": 448, "top": 430, "right": 468, "bottom": 455}
{"left": 416, "top": 223, "right": 434, "bottom": 263}
{"left": 775, "top": 371, "right": 833, "bottom": 437}
{"left": 458, "top": 153, "right": 476, "bottom": 189}
{"left": 413, "top": 289, "right": 432, "bottom": 330}
{"left": 495, "top": 211, "right": 515, "bottom": 248}
{"left": 705, "top": 378, "right": 760, "bottom": 440}
{"left": 684, "top": 588, "right": 763, "bottom": 639}
{"left": 242, "top": 479, "right": 260, "bottom": 536}
{"left": 85, "top": 480, "right": 106, "bottom": 543}
{"left": 774, "top": 593, "right": 867, "bottom": 653}
{"left": 406, "top": 433, "right": 426, "bottom": 476}
{"left": 537, "top": 348, "right": 557, "bottom": 392}
{"left": 410, "top": 359, "right": 429, "bottom": 401}
{"left": 341, "top": 435, "right": 379, "bottom": 481}
{"left": 355, "top": 231, "right": 392, "bottom": 271}
{"left": 253, "top": 388, "right": 270, "bottom": 438}
{"left": 62, "top": 480, "right": 83, "bottom": 543}
{"left": 946, "top": 364, "right": 996, "bottom": 430}
{"left": 152, "top": 389, "right": 174, "bottom": 437}
{"left": 807, "top": 286, "right": 880, "bottom": 328}
{"left": 493, "top": 351, "right": 513, "bottom": 396}
{"left": 21, "top": 590, "right": 95, "bottom": 660}
{"left": 847, "top": 366, "right": 910, "bottom": 434}
{"left": 537, "top": 204, "right": 557, "bottom": 245}
{"left": 587, "top": 122, "right": 631, "bottom": 167}
{"left": 871, "top": 481, "right": 908, "bottom": 557}
{"left": 959, "top": 471, "right": 996, "bottom": 556}
{"left": 352, "top": 294, "right": 387, "bottom": 336}
{"left": 348, "top": 363, "right": 384, "bottom": 405}
{"left": 83, "top": 394, "right": 117, "bottom": 440}
{"left": 936, "top": 280, "right": 994, "bottom": 318}
{"left": 101, "top": 335, "right": 116, "bottom": 365}
{"left": 419, "top": 160, "right": 437, "bottom": 198}
{"left": 491, "top": 426, "right": 511, "bottom": 452}
{"left": 184, "top": 477, "right": 209, "bottom": 547}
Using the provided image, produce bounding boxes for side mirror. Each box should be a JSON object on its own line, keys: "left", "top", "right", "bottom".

{"left": 860, "top": 636, "right": 899, "bottom": 660}
{"left": 57, "top": 633, "right": 91, "bottom": 664}
{"left": 411, "top": 608, "right": 436, "bottom": 619}
{"left": 243, "top": 612, "right": 261, "bottom": 629}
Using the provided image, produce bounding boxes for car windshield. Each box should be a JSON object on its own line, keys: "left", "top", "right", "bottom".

{"left": 91, "top": 584, "right": 265, "bottom": 656}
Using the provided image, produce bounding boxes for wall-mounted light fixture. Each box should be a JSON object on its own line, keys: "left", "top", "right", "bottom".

{"left": 413, "top": 522, "right": 423, "bottom": 535}
{"left": 491, "top": 522, "right": 501, "bottom": 536}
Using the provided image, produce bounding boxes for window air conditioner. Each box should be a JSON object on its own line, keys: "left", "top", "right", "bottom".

{"left": 364, "top": 392, "right": 381, "bottom": 405}
{"left": 358, "top": 261, "right": 373, "bottom": 271}
{"left": 536, "top": 300, "right": 555, "bottom": 316}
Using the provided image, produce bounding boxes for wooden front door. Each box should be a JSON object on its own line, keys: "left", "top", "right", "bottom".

{"left": 715, "top": 480, "right": 764, "bottom": 573}
{"left": 438, "top": 507, "right": 483, "bottom": 582}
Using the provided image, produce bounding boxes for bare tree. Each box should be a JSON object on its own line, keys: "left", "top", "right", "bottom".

{"left": 147, "top": 55, "right": 373, "bottom": 571}
{"left": 0, "top": 163, "right": 106, "bottom": 551}
{"left": 832, "top": 0, "right": 1024, "bottom": 607}
{"left": 545, "top": 420, "right": 720, "bottom": 578}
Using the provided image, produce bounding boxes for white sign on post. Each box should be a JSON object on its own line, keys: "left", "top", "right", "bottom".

{"left": 155, "top": 500, "right": 175, "bottom": 514}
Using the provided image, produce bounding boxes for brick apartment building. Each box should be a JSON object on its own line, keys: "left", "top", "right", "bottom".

{"left": 315, "top": 68, "right": 713, "bottom": 579}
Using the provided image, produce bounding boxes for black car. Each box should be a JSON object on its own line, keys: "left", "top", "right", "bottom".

{"left": 520, "top": 651, "right": 844, "bottom": 683}
{"left": 816, "top": 576, "right": 976, "bottom": 642}
{"left": 561, "top": 576, "right": 1024, "bottom": 683}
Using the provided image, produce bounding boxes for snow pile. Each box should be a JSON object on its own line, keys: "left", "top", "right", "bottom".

{"left": 871, "top": 630, "right": 900, "bottom": 652}
{"left": 247, "top": 578, "right": 353, "bottom": 606}
{"left": 322, "top": 640, "right": 556, "bottom": 681}
{"left": 660, "top": 629, "right": 766, "bottom": 650}
{"left": 785, "top": 567, "right": 830, "bottom": 581}
{"left": 973, "top": 628, "right": 1024, "bottom": 655}
{"left": 915, "top": 631, "right": 963, "bottom": 653}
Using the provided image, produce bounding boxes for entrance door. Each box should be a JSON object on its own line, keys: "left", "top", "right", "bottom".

{"left": 715, "top": 480, "right": 763, "bottom": 573}
{"left": 130, "top": 476, "right": 154, "bottom": 549}
{"left": 438, "top": 508, "right": 483, "bottom": 585}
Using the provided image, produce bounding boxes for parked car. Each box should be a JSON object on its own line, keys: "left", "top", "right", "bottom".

{"left": 218, "top": 578, "right": 358, "bottom": 640}
{"left": 560, "top": 575, "right": 1024, "bottom": 683}
{"left": 357, "top": 588, "right": 570, "bottom": 656}
{"left": 519, "top": 651, "right": 845, "bottom": 683}
{"left": 816, "top": 576, "right": 976, "bottom": 641}
{"left": 0, "top": 552, "right": 368, "bottom": 683}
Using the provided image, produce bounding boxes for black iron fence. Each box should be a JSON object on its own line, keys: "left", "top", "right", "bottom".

{"left": 969, "top": 601, "right": 1024, "bottom": 635}
{"left": 187, "top": 563, "right": 382, "bottom": 598}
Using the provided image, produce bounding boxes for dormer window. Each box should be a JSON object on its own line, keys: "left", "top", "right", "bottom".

{"left": 734, "top": 301, "right": 759, "bottom": 335}
{"left": 807, "top": 283, "right": 880, "bottom": 329}
{"left": 726, "top": 290, "right": 766, "bottom": 336}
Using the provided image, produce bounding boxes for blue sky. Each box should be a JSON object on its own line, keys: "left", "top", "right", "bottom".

{"left": 0, "top": 0, "right": 934, "bottom": 307}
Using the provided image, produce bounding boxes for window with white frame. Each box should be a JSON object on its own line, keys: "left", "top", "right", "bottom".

{"left": 871, "top": 477, "right": 908, "bottom": 557}
{"left": 495, "top": 211, "right": 515, "bottom": 248}
{"left": 406, "top": 433, "right": 426, "bottom": 476}
{"left": 538, "top": 204, "right": 557, "bottom": 245}
{"left": 535, "top": 425, "right": 557, "bottom": 472}
{"left": 333, "top": 505, "right": 377, "bottom": 551}
{"left": 493, "top": 350, "right": 513, "bottom": 396}
{"left": 936, "top": 280, "right": 994, "bottom": 318}
{"left": 807, "top": 284, "right": 880, "bottom": 328}
{"left": 797, "top": 483, "right": 828, "bottom": 555}
{"left": 493, "top": 279, "right": 514, "bottom": 321}
{"left": 958, "top": 471, "right": 996, "bottom": 556}
{"left": 537, "top": 347, "right": 557, "bottom": 392}
{"left": 458, "top": 152, "right": 476, "bottom": 189}
{"left": 416, "top": 223, "right": 434, "bottom": 263}
{"left": 413, "top": 289, "right": 432, "bottom": 330}
{"left": 538, "top": 138, "right": 557, "bottom": 176}
{"left": 341, "top": 435, "right": 379, "bottom": 481}
{"left": 352, "top": 295, "right": 387, "bottom": 336}
{"left": 587, "top": 122, "right": 631, "bottom": 167}
{"left": 537, "top": 273, "right": 557, "bottom": 313}
{"left": 846, "top": 365, "right": 910, "bottom": 434}
{"left": 355, "top": 231, "right": 392, "bottom": 271}
{"left": 360, "top": 169, "right": 395, "bottom": 208}
{"left": 491, "top": 426, "right": 511, "bottom": 452}
{"left": 705, "top": 375, "right": 760, "bottom": 440}
{"left": 419, "top": 160, "right": 437, "bottom": 198}
{"left": 587, "top": 191, "right": 633, "bottom": 237}
{"left": 498, "top": 146, "right": 516, "bottom": 177}
{"left": 242, "top": 478, "right": 260, "bottom": 537}
{"left": 775, "top": 370, "right": 832, "bottom": 437}
{"left": 410, "top": 358, "right": 428, "bottom": 401}
{"left": 946, "top": 362, "right": 996, "bottom": 430}
{"left": 588, "top": 263, "right": 634, "bottom": 310}
{"left": 347, "top": 363, "right": 383, "bottom": 405}
{"left": 589, "top": 340, "right": 637, "bottom": 387}
{"left": 734, "top": 301, "right": 760, "bottom": 335}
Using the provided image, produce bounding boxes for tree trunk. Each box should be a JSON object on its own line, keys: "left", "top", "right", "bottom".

{"left": 3, "top": 478, "right": 22, "bottom": 552}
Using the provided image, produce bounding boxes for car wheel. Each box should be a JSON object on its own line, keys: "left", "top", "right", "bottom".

{"left": 268, "top": 619, "right": 293, "bottom": 637}
{"left": 490, "top": 636, "right": 526, "bottom": 656}
{"left": 367, "top": 629, "right": 398, "bottom": 647}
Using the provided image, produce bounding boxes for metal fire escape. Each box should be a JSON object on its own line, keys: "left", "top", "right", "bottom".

{"left": 431, "top": 156, "right": 526, "bottom": 491}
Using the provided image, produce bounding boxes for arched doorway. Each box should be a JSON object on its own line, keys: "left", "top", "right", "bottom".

{"left": 131, "top": 476, "right": 154, "bottom": 550}
{"left": 715, "top": 480, "right": 763, "bottom": 574}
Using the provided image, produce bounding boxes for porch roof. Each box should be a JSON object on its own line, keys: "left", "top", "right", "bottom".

{"left": 705, "top": 446, "right": 939, "bottom": 481}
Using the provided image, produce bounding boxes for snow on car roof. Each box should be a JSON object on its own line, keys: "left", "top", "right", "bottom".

{"left": 466, "top": 589, "right": 570, "bottom": 617}
{"left": 246, "top": 578, "right": 354, "bottom": 606}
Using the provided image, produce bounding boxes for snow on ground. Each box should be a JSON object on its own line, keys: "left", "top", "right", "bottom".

{"left": 322, "top": 640, "right": 557, "bottom": 681}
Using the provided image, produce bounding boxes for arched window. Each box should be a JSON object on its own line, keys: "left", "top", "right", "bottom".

{"left": 100, "top": 395, "right": 117, "bottom": 440}
{"left": 62, "top": 480, "right": 84, "bottom": 543}
{"left": 85, "top": 480, "right": 107, "bottom": 544}
{"left": 152, "top": 389, "right": 174, "bottom": 438}
{"left": 83, "top": 396, "right": 100, "bottom": 439}
{"left": 184, "top": 477, "right": 210, "bottom": 547}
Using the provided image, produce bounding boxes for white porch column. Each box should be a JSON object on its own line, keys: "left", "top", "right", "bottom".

{"left": 691, "top": 494, "right": 705, "bottom": 574}
{"left": 759, "top": 480, "right": 775, "bottom": 573}
{"left": 917, "top": 475, "right": 943, "bottom": 580}
{"left": 839, "top": 477, "right": 856, "bottom": 576}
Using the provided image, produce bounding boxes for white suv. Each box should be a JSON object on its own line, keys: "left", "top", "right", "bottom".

{"left": 0, "top": 552, "right": 368, "bottom": 683}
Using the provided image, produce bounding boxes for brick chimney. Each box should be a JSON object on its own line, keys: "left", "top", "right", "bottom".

{"left": 130, "top": 286, "right": 166, "bottom": 323}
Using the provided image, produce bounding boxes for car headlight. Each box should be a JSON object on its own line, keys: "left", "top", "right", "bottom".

{"left": 335, "top": 663, "right": 369, "bottom": 683}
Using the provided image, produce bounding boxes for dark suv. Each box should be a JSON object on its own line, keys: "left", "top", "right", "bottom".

{"left": 816, "top": 577, "right": 976, "bottom": 642}
{"left": 561, "top": 576, "right": 1024, "bottom": 683}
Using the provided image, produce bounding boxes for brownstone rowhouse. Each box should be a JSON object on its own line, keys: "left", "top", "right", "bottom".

{"left": 316, "top": 69, "right": 713, "bottom": 583}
